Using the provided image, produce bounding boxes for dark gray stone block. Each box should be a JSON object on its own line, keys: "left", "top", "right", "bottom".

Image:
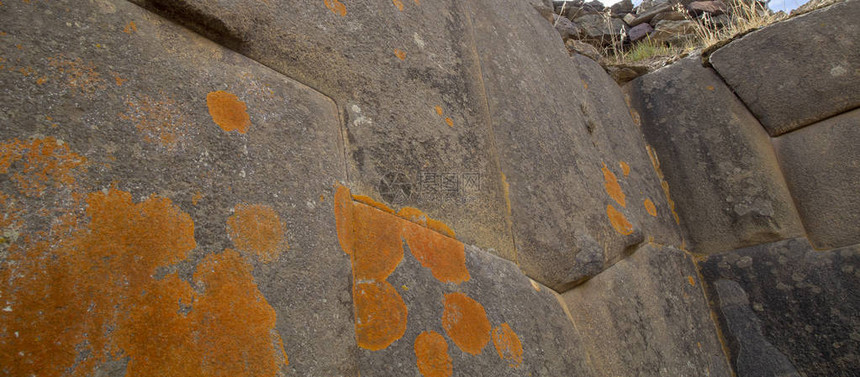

{"left": 709, "top": 0, "right": 860, "bottom": 136}
{"left": 562, "top": 243, "right": 733, "bottom": 376}
{"left": 626, "top": 56, "right": 804, "bottom": 254}
{"left": 773, "top": 108, "right": 860, "bottom": 249}
{"left": 698, "top": 238, "right": 860, "bottom": 377}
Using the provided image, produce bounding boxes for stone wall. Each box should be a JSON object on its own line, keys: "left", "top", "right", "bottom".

{"left": 0, "top": 0, "right": 855, "bottom": 376}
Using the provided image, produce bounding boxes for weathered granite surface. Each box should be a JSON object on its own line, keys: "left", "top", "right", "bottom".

{"left": 562, "top": 243, "right": 732, "bottom": 376}
{"left": 130, "top": 0, "right": 516, "bottom": 260}
{"left": 709, "top": 0, "right": 860, "bottom": 136}
{"left": 0, "top": 0, "right": 354, "bottom": 375}
{"left": 773, "top": 108, "right": 860, "bottom": 250}
{"left": 626, "top": 56, "right": 804, "bottom": 254}
{"left": 699, "top": 238, "right": 860, "bottom": 376}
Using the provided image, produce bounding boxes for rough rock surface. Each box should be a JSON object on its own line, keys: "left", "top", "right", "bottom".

{"left": 131, "top": 0, "right": 517, "bottom": 261}
{"left": 0, "top": 0, "right": 354, "bottom": 375}
{"left": 562, "top": 244, "right": 733, "bottom": 376}
{"left": 709, "top": 0, "right": 860, "bottom": 135}
{"left": 699, "top": 238, "right": 860, "bottom": 377}
{"left": 773, "top": 109, "right": 860, "bottom": 249}
{"left": 626, "top": 57, "right": 804, "bottom": 254}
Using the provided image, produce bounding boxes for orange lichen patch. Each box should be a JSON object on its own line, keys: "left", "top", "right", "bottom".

{"left": 191, "top": 191, "right": 203, "bottom": 205}
{"left": 394, "top": 48, "right": 407, "bottom": 60}
{"left": 122, "top": 93, "right": 191, "bottom": 150}
{"left": 352, "top": 203, "right": 405, "bottom": 280}
{"left": 414, "top": 331, "right": 453, "bottom": 377}
{"left": 114, "top": 74, "right": 126, "bottom": 86}
{"left": 226, "top": 203, "right": 288, "bottom": 263}
{"left": 334, "top": 184, "right": 355, "bottom": 255}
{"left": 35, "top": 76, "right": 47, "bottom": 85}
{"left": 442, "top": 292, "right": 491, "bottom": 355}
{"left": 397, "top": 206, "right": 455, "bottom": 238}
{"left": 402, "top": 221, "right": 469, "bottom": 284}
{"left": 602, "top": 163, "right": 626, "bottom": 207}
{"left": 353, "top": 280, "right": 408, "bottom": 351}
{"left": 643, "top": 198, "right": 657, "bottom": 217}
{"left": 706, "top": 85, "right": 715, "bottom": 91}
{"left": 0, "top": 137, "right": 86, "bottom": 197}
{"left": 0, "top": 185, "right": 289, "bottom": 377}
{"left": 123, "top": 21, "right": 137, "bottom": 34}
{"left": 392, "top": 0, "right": 404, "bottom": 10}
{"left": 445, "top": 117, "right": 454, "bottom": 127}
{"left": 620, "top": 161, "right": 630, "bottom": 177}
{"left": 435, "top": 106, "right": 444, "bottom": 116}
{"left": 17, "top": 66, "right": 34, "bottom": 76}
{"left": 46, "top": 54, "right": 106, "bottom": 94}
{"left": 206, "top": 90, "right": 252, "bottom": 134}
{"left": 607, "top": 204, "right": 634, "bottom": 235}
{"left": 324, "top": 0, "right": 347, "bottom": 16}
{"left": 646, "top": 145, "right": 680, "bottom": 224}
{"left": 492, "top": 323, "right": 523, "bottom": 368}
{"left": 353, "top": 194, "right": 395, "bottom": 213}
{"left": 688, "top": 276, "right": 696, "bottom": 286}
{"left": 192, "top": 249, "right": 289, "bottom": 374}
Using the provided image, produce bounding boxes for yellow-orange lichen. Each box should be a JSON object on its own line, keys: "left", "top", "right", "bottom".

{"left": 492, "top": 323, "right": 523, "bottom": 368}
{"left": 206, "top": 90, "right": 252, "bottom": 134}
{"left": 646, "top": 145, "right": 680, "bottom": 224}
{"left": 643, "top": 198, "right": 657, "bottom": 217}
{"left": 392, "top": 0, "right": 404, "bottom": 10}
{"left": 602, "top": 163, "right": 626, "bottom": 207}
{"left": 122, "top": 93, "right": 191, "bottom": 150}
{"left": 0, "top": 137, "right": 86, "bottom": 197}
{"left": 435, "top": 106, "right": 444, "bottom": 116}
{"left": 394, "top": 49, "right": 407, "bottom": 60}
{"left": 414, "top": 331, "right": 453, "bottom": 377}
{"left": 607, "top": 204, "right": 634, "bottom": 235}
{"left": 442, "top": 292, "right": 491, "bottom": 355}
{"left": 402, "top": 221, "right": 469, "bottom": 284}
{"left": 226, "top": 203, "right": 287, "bottom": 263}
{"left": 353, "top": 194, "right": 395, "bottom": 213}
{"left": 445, "top": 117, "right": 454, "bottom": 127}
{"left": 352, "top": 203, "right": 405, "bottom": 280}
{"left": 397, "top": 207, "right": 455, "bottom": 238}
{"left": 688, "top": 276, "right": 696, "bottom": 286}
{"left": 46, "top": 54, "right": 106, "bottom": 95}
{"left": 324, "top": 0, "right": 347, "bottom": 16}
{"left": 123, "top": 21, "right": 137, "bottom": 34}
{"left": 353, "top": 280, "right": 409, "bottom": 351}
{"left": 620, "top": 161, "right": 630, "bottom": 177}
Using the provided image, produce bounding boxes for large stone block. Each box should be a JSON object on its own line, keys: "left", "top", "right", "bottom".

{"left": 709, "top": 0, "right": 860, "bottom": 136}
{"left": 698, "top": 238, "right": 860, "bottom": 376}
{"left": 562, "top": 244, "right": 732, "bottom": 376}
{"left": 773, "top": 109, "right": 860, "bottom": 249}
{"left": 468, "top": 0, "right": 682, "bottom": 291}
{"left": 0, "top": 1, "right": 354, "bottom": 375}
{"left": 626, "top": 56, "right": 804, "bottom": 254}
{"left": 130, "top": 0, "right": 516, "bottom": 260}
{"left": 333, "top": 188, "right": 595, "bottom": 376}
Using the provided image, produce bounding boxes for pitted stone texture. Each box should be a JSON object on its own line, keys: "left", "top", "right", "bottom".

{"left": 709, "top": 0, "right": 860, "bottom": 136}
{"left": 469, "top": 0, "right": 679, "bottom": 291}
{"left": 130, "top": 0, "right": 516, "bottom": 261}
{"left": 626, "top": 56, "right": 804, "bottom": 254}
{"left": 574, "top": 54, "right": 684, "bottom": 249}
{"left": 0, "top": 1, "right": 354, "bottom": 375}
{"left": 698, "top": 238, "right": 860, "bottom": 376}
{"left": 360, "top": 241, "right": 597, "bottom": 376}
{"left": 562, "top": 244, "right": 732, "bottom": 377}
{"left": 773, "top": 109, "right": 860, "bottom": 249}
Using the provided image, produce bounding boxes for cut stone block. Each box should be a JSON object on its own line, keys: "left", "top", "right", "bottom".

{"left": 773, "top": 108, "right": 860, "bottom": 249}
{"left": 0, "top": 1, "right": 354, "bottom": 375}
{"left": 626, "top": 56, "right": 804, "bottom": 254}
{"left": 709, "top": 0, "right": 860, "bottom": 136}
{"left": 562, "top": 244, "right": 732, "bottom": 376}
{"left": 698, "top": 238, "right": 860, "bottom": 376}
{"left": 468, "top": 0, "right": 681, "bottom": 291}
{"left": 130, "top": 0, "right": 516, "bottom": 260}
